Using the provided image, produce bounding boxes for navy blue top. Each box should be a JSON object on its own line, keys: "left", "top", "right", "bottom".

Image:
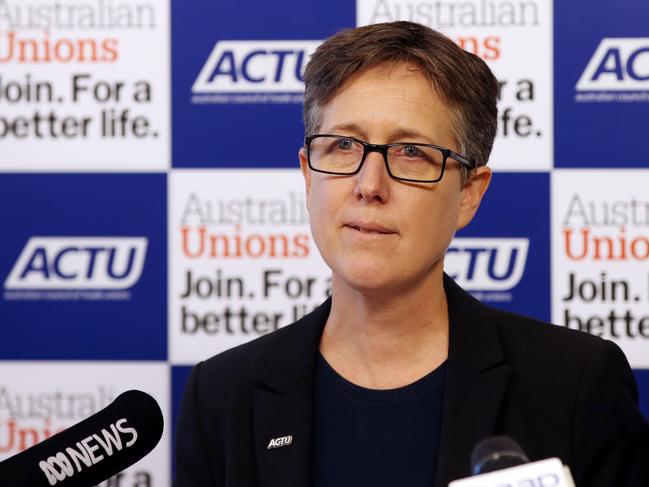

{"left": 311, "top": 352, "right": 446, "bottom": 486}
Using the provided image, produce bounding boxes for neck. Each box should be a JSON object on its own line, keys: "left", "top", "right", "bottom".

{"left": 320, "top": 266, "right": 449, "bottom": 389}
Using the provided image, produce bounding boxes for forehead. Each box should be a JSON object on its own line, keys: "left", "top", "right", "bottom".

{"left": 319, "top": 62, "right": 456, "bottom": 146}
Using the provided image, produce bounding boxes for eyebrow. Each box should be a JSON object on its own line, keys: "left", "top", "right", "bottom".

{"left": 324, "top": 123, "right": 436, "bottom": 144}
{"left": 325, "top": 123, "right": 367, "bottom": 139}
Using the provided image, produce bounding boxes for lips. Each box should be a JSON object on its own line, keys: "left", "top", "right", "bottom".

{"left": 344, "top": 221, "right": 396, "bottom": 235}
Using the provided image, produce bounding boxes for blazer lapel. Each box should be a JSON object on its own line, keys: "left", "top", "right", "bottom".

{"left": 248, "top": 279, "right": 508, "bottom": 487}
{"left": 251, "top": 299, "right": 330, "bottom": 487}
{"left": 253, "top": 378, "right": 313, "bottom": 487}
{"left": 436, "top": 276, "right": 510, "bottom": 486}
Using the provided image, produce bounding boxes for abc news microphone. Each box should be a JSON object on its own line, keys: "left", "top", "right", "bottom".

{"left": 0, "top": 390, "right": 163, "bottom": 486}
{"left": 449, "top": 436, "right": 576, "bottom": 487}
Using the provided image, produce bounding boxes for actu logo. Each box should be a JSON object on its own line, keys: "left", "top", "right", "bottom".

{"left": 445, "top": 238, "right": 529, "bottom": 291}
{"left": 4, "top": 237, "right": 147, "bottom": 290}
{"left": 576, "top": 38, "right": 649, "bottom": 91}
{"left": 192, "top": 40, "right": 321, "bottom": 93}
{"left": 267, "top": 435, "right": 293, "bottom": 449}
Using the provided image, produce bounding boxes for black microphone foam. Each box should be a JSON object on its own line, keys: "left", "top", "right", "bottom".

{"left": 471, "top": 435, "right": 530, "bottom": 475}
{"left": 0, "top": 389, "right": 163, "bottom": 487}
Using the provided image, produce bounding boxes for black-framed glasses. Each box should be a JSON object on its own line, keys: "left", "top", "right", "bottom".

{"left": 304, "top": 134, "right": 476, "bottom": 183}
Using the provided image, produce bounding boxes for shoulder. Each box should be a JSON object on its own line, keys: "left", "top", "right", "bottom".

{"left": 484, "top": 305, "right": 641, "bottom": 421}
{"left": 193, "top": 321, "right": 295, "bottom": 393}
{"left": 487, "top": 305, "right": 636, "bottom": 394}
{"left": 188, "top": 297, "right": 330, "bottom": 404}
{"left": 489, "top": 306, "right": 606, "bottom": 367}
{"left": 444, "top": 273, "right": 611, "bottom": 377}
{"left": 483, "top": 305, "right": 648, "bottom": 485}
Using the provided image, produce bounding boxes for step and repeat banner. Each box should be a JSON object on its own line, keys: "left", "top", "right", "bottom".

{"left": 2, "top": 0, "right": 648, "bottom": 483}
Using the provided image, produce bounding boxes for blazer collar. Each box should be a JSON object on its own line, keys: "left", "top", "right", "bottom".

{"left": 251, "top": 274, "right": 505, "bottom": 384}
{"left": 250, "top": 275, "right": 509, "bottom": 487}
{"left": 444, "top": 273, "right": 505, "bottom": 374}
{"left": 251, "top": 299, "right": 330, "bottom": 487}
{"left": 252, "top": 297, "right": 330, "bottom": 393}
{"left": 436, "top": 274, "right": 510, "bottom": 486}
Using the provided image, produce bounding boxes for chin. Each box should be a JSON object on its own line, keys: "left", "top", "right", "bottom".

{"left": 334, "top": 260, "right": 404, "bottom": 295}
{"left": 330, "top": 252, "right": 445, "bottom": 297}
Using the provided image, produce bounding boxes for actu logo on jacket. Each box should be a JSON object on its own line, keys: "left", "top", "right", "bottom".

{"left": 267, "top": 435, "right": 293, "bottom": 449}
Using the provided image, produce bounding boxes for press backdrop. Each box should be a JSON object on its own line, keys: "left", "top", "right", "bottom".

{"left": 1, "top": 0, "right": 648, "bottom": 483}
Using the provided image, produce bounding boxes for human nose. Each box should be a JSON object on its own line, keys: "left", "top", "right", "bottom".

{"left": 353, "top": 149, "right": 390, "bottom": 203}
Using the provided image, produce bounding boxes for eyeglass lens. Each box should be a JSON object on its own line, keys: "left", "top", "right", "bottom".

{"left": 309, "top": 136, "right": 445, "bottom": 181}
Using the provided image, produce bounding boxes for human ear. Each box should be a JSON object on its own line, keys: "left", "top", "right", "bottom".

{"left": 299, "top": 147, "right": 311, "bottom": 211}
{"left": 455, "top": 165, "right": 491, "bottom": 230}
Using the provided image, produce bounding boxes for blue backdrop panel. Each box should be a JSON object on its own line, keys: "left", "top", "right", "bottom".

{"left": 0, "top": 173, "right": 167, "bottom": 360}
{"left": 635, "top": 370, "right": 649, "bottom": 420}
{"left": 171, "top": 0, "right": 355, "bottom": 167}
{"left": 455, "top": 172, "right": 551, "bottom": 323}
{"left": 554, "top": 0, "right": 649, "bottom": 166}
{"left": 0, "top": 0, "right": 648, "bottom": 482}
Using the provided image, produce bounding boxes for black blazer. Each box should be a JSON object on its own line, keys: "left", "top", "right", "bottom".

{"left": 174, "top": 276, "right": 649, "bottom": 487}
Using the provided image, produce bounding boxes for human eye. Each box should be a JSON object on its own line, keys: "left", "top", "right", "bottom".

{"left": 402, "top": 144, "right": 424, "bottom": 158}
{"left": 394, "top": 144, "right": 433, "bottom": 163}
{"left": 319, "top": 137, "right": 355, "bottom": 155}
{"left": 334, "top": 137, "right": 355, "bottom": 151}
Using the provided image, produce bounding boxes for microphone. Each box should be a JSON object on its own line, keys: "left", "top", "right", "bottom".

{"left": 0, "top": 390, "right": 163, "bottom": 487}
{"left": 449, "top": 435, "right": 575, "bottom": 487}
{"left": 470, "top": 435, "right": 529, "bottom": 475}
